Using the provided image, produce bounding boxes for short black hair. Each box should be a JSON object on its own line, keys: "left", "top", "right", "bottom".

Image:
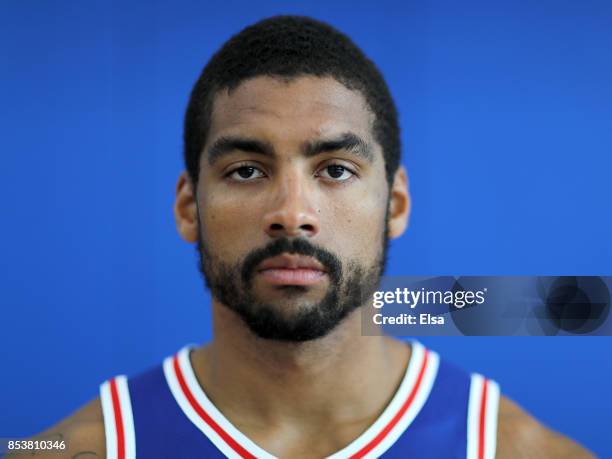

{"left": 183, "top": 15, "right": 400, "bottom": 186}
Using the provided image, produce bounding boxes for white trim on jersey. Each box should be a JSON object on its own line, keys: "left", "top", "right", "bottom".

{"left": 327, "top": 342, "right": 439, "bottom": 459}
{"left": 467, "top": 373, "right": 500, "bottom": 459}
{"left": 116, "top": 376, "right": 137, "bottom": 459}
{"left": 99, "top": 375, "right": 136, "bottom": 459}
{"left": 100, "top": 380, "right": 117, "bottom": 459}
{"left": 163, "top": 350, "right": 275, "bottom": 459}
{"left": 163, "top": 340, "right": 438, "bottom": 459}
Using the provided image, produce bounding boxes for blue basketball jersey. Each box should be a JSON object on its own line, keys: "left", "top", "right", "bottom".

{"left": 99, "top": 341, "right": 499, "bottom": 459}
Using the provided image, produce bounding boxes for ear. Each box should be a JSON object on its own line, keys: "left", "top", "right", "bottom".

{"left": 387, "top": 166, "right": 411, "bottom": 239}
{"left": 174, "top": 171, "right": 199, "bottom": 243}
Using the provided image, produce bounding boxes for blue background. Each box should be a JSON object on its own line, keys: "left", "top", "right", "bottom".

{"left": 1, "top": 0, "right": 611, "bottom": 456}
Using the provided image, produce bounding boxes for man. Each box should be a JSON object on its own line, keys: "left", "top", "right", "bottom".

{"left": 10, "top": 16, "right": 593, "bottom": 459}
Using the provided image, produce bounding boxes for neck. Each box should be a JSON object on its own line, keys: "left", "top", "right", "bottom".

{"left": 190, "top": 301, "right": 411, "bottom": 430}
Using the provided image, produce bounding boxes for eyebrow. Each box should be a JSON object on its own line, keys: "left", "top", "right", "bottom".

{"left": 206, "top": 132, "right": 373, "bottom": 166}
{"left": 303, "top": 132, "right": 374, "bottom": 163}
{"left": 207, "top": 136, "right": 274, "bottom": 165}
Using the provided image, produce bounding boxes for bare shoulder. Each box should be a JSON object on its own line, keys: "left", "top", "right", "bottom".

{"left": 496, "top": 395, "right": 595, "bottom": 459}
{"left": 3, "top": 398, "right": 105, "bottom": 459}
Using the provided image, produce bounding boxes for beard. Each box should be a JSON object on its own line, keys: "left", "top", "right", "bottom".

{"left": 196, "top": 220, "right": 389, "bottom": 342}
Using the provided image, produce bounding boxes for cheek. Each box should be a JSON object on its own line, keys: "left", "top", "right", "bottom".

{"left": 322, "top": 187, "right": 387, "bottom": 259}
{"left": 198, "top": 193, "right": 262, "bottom": 256}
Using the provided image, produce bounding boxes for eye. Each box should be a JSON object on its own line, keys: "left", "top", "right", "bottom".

{"left": 318, "top": 164, "right": 355, "bottom": 181}
{"left": 227, "top": 165, "right": 266, "bottom": 181}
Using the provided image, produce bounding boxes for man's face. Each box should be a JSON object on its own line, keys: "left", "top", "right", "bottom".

{"left": 188, "top": 76, "right": 396, "bottom": 341}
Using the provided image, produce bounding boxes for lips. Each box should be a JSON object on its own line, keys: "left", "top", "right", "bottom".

{"left": 256, "top": 254, "right": 327, "bottom": 286}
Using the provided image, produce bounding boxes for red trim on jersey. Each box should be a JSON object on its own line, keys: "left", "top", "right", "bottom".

{"left": 478, "top": 378, "right": 489, "bottom": 459}
{"left": 348, "top": 349, "right": 430, "bottom": 459}
{"left": 173, "top": 355, "right": 257, "bottom": 459}
{"left": 110, "top": 378, "right": 126, "bottom": 459}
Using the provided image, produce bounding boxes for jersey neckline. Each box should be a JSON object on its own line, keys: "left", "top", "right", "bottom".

{"left": 162, "top": 340, "right": 439, "bottom": 459}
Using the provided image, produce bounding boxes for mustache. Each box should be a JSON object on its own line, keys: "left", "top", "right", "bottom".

{"left": 241, "top": 238, "right": 342, "bottom": 285}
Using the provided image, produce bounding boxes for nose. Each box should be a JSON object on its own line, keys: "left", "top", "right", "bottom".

{"left": 263, "top": 171, "right": 320, "bottom": 239}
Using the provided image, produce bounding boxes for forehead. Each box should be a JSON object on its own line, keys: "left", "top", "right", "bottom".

{"left": 207, "top": 76, "right": 375, "bottom": 144}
